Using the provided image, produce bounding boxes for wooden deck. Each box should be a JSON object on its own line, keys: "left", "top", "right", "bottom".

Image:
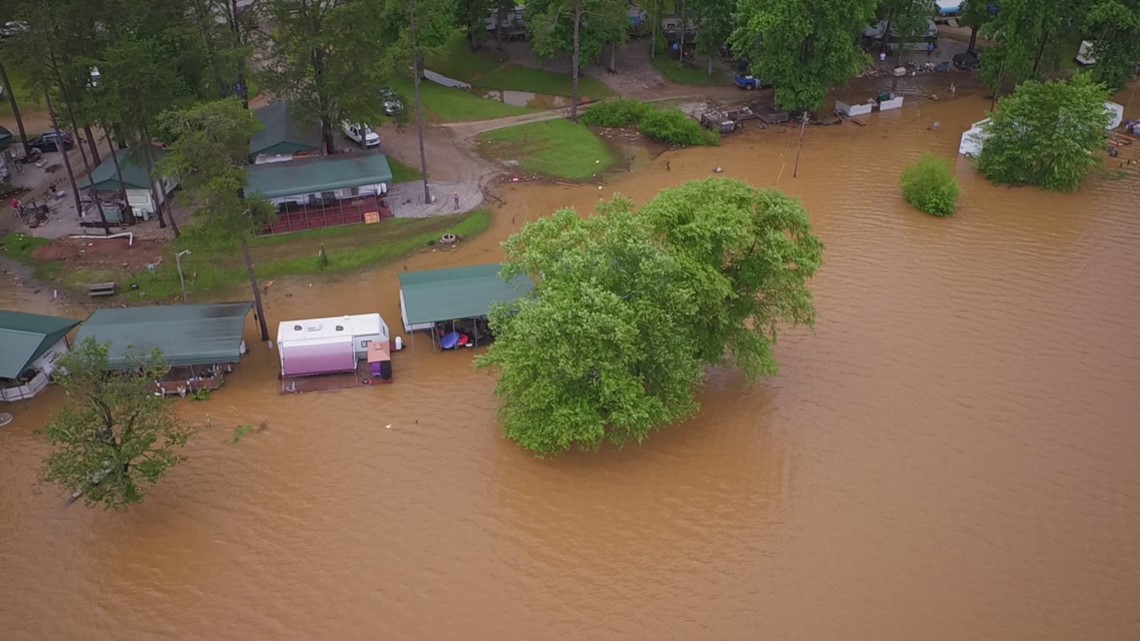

{"left": 261, "top": 195, "right": 393, "bottom": 235}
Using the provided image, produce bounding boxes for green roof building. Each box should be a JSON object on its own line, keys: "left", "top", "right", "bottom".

{"left": 398, "top": 263, "right": 533, "bottom": 334}
{"left": 79, "top": 145, "right": 173, "bottom": 217}
{"left": 245, "top": 154, "right": 394, "bottom": 200}
{"left": 76, "top": 303, "right": 253, "bottom": 370}
{"left": 250, "top": 102, "right": 322, "bottom": 161}
{"left": 0, "top": 310, "right": 80, "bottom": 402}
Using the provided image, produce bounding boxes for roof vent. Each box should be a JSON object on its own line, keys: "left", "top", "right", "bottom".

{"left": 305, "top": 324, "right": 322, "bottom": 332}
{"left": 335, "top": 325, "right": 344, "bottom": 332}
{"left": 293, "top": 325, "right": 302, "bottom": 331}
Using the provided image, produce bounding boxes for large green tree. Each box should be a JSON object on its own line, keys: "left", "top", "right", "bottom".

{"left": 527, "top": 0, "right": 627, "bottom": 121}
{"left": 157, "top": 98, "right": 273, "bottom": 339}
{"left": 977, "top": 73, "right": 1111, "bottom": 192}
{"left": 478, "top": 179, "right": 824, "bottom": 456}
{"left": 732, "top": 0, "right": 878, "bottom": 111}
{"left": 262, "top": 0, "right": 392, "bottom": 154}
{"left": 41, "top": 339, "right": 195, "bottom": 510}
{"left": 978, "top": 0, "right": 1083, "bottom": 92}
{"left": 958, "top": 0, "right": 993, "bottom": 51}
{"left": 1084, "top": 0, "right": 1140, "bottom": 91}
{"left": 694, "top": 0, "right": 736, "bottom": 75}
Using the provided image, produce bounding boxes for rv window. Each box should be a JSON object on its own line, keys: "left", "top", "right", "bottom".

{"left": 361, "top": 340, "right": 371, "bottom": 347}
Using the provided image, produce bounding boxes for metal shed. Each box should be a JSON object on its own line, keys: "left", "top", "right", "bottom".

{"left": 0, "top": 310, "right": 79, "bottom": 402}
{"left": 398, "top": 263, "right": 533, "bottom": 337}
{"left": 77, "top": 302, "right": 253, "bottom": 370}
{"left": 250, "top": 101, "right": 322, "bottom": 162}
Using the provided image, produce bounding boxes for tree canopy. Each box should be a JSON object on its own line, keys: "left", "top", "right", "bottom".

{"left": 978, "top": 0, "right": 1078, "bottom": 91}
{"left": 1085, "top": 0, "right": 1140, "bottom": 91}
{"left": 731, "top": 0, "right": 878, "bottom": 111}
{"left": 41, "top": 339, "right": 196, "bottom": 510}
{"left": 477, "top": 179, "right": 824, "bottom": 456}
{"left": 977, "top": 73, "right": 1112, "bottom": 192}
{"left": 158, "top": 97, "right": 272, "bottom": 238}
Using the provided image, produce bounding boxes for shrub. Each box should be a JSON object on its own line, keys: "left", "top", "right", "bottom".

{"left": 580, "top": 99, "right": 650, "bottom": 127}
{"left": 900, "top": 154, "right": 960, "bottom": 217}
{"left": 638, "top": 108, "right": 720, "bottom": 147}
{"left": 582, "top": 100, "right": 718, "bottom": 147}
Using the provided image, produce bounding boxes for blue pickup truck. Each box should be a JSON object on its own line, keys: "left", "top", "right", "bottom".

{"left": 733, "top": 73, "right": 771, "bottom": 90}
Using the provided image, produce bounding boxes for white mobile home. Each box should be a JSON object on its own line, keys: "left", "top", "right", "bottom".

{"left": 276, "top": 313, "right": 390, "bottom": 378}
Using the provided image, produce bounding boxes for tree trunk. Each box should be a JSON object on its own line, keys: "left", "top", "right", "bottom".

{"left": 708, "top": 55, "right": 713, "bottom": 76}
{"left": 650, "top": 6, "right": 657, "bottom": 59}
{"left": 1031, "top": 30, "right": 1051, "bottom": 79}
{"left": 84, "top": 125, "right": 100, "bottom": 164}
{"left": 571, "top": 0, "right": 581, "bottom": 123}
{"left": 140, "top": 126, "right": 179, "bottom": 237}
{"left": 610, "top": 43, "right": 617, "bottom": 74}
{"left": 409, "top": 0, "right": 431, "bottom": 203}
{"left": 0, "top": 62, "right": 30, "bottom": 156}
{"left": 67, "top": 119, "right": 109, "bottom": 235}
{"left": 496, "top": 2, "right": 507, "bottom": 52}
{"left": 321, "top": 117, "right": 336, "bottom": 155}
{"left": 105, "top": 130, "right": 134, "bottom": 221}
{"left": 678, "top": 0, "right": 686, "bottom": 62}
{"left": 42, "top": 89, "right": 83, "bottom": 221}
{"left": 968, "top": 25, "right": 979, "bottom": 51}
{"left": 241, "top": 236, "right": 270, "bottom": 341}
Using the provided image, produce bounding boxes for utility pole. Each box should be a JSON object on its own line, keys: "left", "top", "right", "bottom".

{"left": 793, "top": 111, "right": 808, "bottom": 178}
{"left": 570, "top": 0, "right": 582, "bottom": 123}
{"left": 408, "top": 0, "right": 431, "bottom": 204}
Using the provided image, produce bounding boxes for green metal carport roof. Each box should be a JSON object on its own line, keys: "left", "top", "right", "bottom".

{"left": 250, "top": 101, "right": 322, "bottom": 158}
{"left": 0, "top": 310, "right": 80, "bottom": 379}
{"left": 81, "top": 146, "right": 164, "bottom": 191}
{"left": 399, "top": 263, "right": 533, "bottom": 326}
{"left": 76, "top": 303, "right": 252, "bottom": 370}
{"left": 244, "top": 154, "right": 394, "bottom": 199}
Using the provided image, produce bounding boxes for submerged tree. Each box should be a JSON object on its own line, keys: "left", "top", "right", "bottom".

{"left": 977, "top": 73, "right": 1112, "bottom": 192}
{"left": 41, "top": 339, "right": 195, "bottom": 510}
{"left": 478, "top": 179, "right": 824, "bottom": 456}
{"left": 158, "top": 97, "right": 273, "bottom": 339}
{"left": 731, "top": 0, "right": 878, "bottom": 111}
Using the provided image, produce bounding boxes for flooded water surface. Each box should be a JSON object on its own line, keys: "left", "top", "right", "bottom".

{"left": 2, "top": 91, "right": 1139, "bottom": 641}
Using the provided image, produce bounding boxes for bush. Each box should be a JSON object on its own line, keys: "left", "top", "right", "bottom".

{"left": 581, "top": 100, "right": 718, "bottom": 147}
{"left": 900, "top": 154, "right": 960, "bottom": 217}
{"left": 638, "top": 108, "right": 719, "bottom": 147}
{"left": 579, "top": 99, "right": 650, "bottom": 127}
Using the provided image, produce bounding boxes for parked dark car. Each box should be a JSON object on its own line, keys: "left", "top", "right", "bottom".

{"left": 29, "top": 131, "right": 74, "bottom": 153}
{"left": 952, "top": 49, "right": 982, "bottom": 70}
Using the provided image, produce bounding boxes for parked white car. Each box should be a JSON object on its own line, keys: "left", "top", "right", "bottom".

{"left": 342, "top": 122, "right": 380, "bottom": 148}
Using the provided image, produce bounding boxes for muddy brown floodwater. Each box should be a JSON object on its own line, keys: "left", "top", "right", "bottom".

{"left": 3, "top": 90, "right": 1140, "bottom": 641}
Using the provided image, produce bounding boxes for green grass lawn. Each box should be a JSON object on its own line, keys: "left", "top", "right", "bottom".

{"left": 388, "top": 77, "right": 535, "bottom": 123}
{"left": 2, "top": 211, "right": 492, "bottom": 302}
{"left": 651, "top": 53, "right": 727, "bottom": 87}
{"left": 477, "top": 119, "right": 615, "bottom": 180}
{"left": 425, "top": 30, "right": 613, "bottom": 99}
{"left": 388, "top": 157, "right": 423, "bottom": 183}
{"left": 476, "top": 67, "right": 613, "bottom": 99}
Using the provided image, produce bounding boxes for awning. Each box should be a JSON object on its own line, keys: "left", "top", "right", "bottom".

{"left": 398, "top": 263, "right": 533, "bottom": 326}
